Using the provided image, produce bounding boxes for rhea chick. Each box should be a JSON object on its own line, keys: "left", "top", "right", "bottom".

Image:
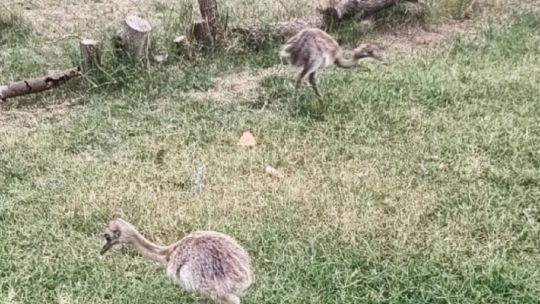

{"left": 280, "top": 27, "right": 382, "bottom": 98}
{"left": 100, "top": 217, "right": 252, "bottom": 304}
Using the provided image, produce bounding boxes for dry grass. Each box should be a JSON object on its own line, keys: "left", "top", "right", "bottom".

{"left": 10, "top": 0, "right": 535, "bottom": 40}
{"left": 1, "top": 1, "right": 539, "bottom": 303}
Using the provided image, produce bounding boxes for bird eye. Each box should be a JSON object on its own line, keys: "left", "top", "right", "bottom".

{"left": 104, "top": 234, "right": 112, "bottom": 242}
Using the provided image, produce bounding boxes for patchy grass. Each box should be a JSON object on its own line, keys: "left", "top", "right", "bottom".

{"left": 428, "top": 0, "right": 478, "bottom": 20}
{"left": 0, "top": 7, "right": 32, "bottom": 46}
{"left": 1, "top": 4, "right": 540, "bottom": 304}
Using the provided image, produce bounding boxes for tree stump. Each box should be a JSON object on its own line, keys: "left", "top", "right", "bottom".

{"left": 114, "top": 15, "right": 152, "bottom": 60}
{"left": 152, "top": 51, "right": 169, "bottom": 64}
{"left": 192, "top": 19, "right": 213, "bottom": 45}
{"left": 174, "top": 35, "right": 189, "bottom": 53}
{"left": 79, "top": 38, "right": 102, "bottom": 72}
{"left": 198, "top": 0, "right": 221, "bottom": 41}
{"left": 174, "top": 35, "right": 187, "bottom": 48}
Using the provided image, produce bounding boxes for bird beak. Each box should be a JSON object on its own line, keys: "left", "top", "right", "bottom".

{"left": 100, "top": 241, "right": 114, "bottom": 255}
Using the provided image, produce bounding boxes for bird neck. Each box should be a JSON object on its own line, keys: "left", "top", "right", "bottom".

{"left": 334, "top": 50, "right": 357, "bottom": 68}
{"left": 127, "top": 229, "right": 172, "bottom": 265}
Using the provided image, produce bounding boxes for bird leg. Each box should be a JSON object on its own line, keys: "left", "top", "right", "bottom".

{"left": 308, "top": 72, "right": 326, "bottom": 114}
{"left": 308, "top": 72, "right": 321, "bottom": 99}
{"left": 295, "top": 66, "right": 310, "bottom": 96}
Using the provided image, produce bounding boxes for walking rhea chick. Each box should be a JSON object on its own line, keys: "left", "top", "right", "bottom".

{"left": 100, "top": 217, "right": 252, "bottom": 304}
{"left": 280, "top": 27, "right": 382, "bottom": 98}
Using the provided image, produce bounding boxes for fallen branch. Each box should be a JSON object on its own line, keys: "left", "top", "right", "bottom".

{"left": 391, "top": 1, "right": 426, "bottom": 19}
{"left": 232, "top": 0, "right": 425, "bottom": 41}
{"left": 0, "top": 67, "right": 80, "bottom": 101}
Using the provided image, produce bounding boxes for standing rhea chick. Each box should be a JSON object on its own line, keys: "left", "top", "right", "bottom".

{"left": 280, "top": 27, "right": 382, "bottom": 98}
{"left": 100, "top": 217, "right": 252, "bottom": 304}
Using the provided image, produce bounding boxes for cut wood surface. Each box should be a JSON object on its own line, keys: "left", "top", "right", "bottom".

{"left": 114, "top": 15, "right": 152, "bottom": 60}
{"left": 79, "top": 38, "right": 102, "bottom": 72}
{"left": 0, "top": 68, "right": 79, "bottom": 101}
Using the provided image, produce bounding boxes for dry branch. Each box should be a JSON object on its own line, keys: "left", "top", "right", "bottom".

{"left": 0, "top": 68, "right": 79, "bottom": 101}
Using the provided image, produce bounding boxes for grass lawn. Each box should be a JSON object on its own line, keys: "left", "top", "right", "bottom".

{"left": 1, "top": 5, "right": 539, "bottom": 304}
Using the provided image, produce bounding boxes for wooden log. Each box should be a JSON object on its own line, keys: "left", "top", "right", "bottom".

{"left": 79, "top": 38, "right": 101, "bottom": 72}
{"left": 114, "top": 15, "right": 152, "bottom": 60}
{"left": 232, "top": 0, "right": 425, "bottom": 41}
{"left": 320, "top": 0, "right": 398, "bottom": 23}
{"left": 392, "top": 1, "right": 427, "bottom": 19}
{"left": 0, "top": 68, "right": 79, "bottom": 101}
{"left": 198, "top": 0, "right": 221, "bottom": 41}
{"left": 192, "top": 19, "right": 213, "bottom": 45}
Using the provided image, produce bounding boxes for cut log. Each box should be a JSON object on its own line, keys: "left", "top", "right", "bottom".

{"left": 192, "top": 19, "right": 213, "bottom": 45}
{"left": 0, "top": 68, "right": 79, "bottom": 101}
{"left": 320, "top": 0, "right": 398, "bottom": 23}
{"left": 79, "top": 38, "right": 102, "bottom": 72}
{"left": 391, "top": 1, "right": 427, "bottom": 19}
{"left": 232, "top": 0, "right": 426, "bottom": 41}
{"left": 114, "top": 15, "right": 152, "bottom": 60}
{"left": 198, "top": 0, "right": 221, "bottom": 41}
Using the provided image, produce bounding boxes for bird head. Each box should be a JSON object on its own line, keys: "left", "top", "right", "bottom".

{"left": 353, "top": 44, "right": 382, "bottom": 61}
{"left": 100, "top": 216, "right": 137, "bottom": 255}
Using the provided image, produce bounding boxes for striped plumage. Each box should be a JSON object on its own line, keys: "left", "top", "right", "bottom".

{"left": 280, "top": 27, "right": 381, "bottom": 98}
{"left": 100, "top": 217, "right": 252, "bottom": 304}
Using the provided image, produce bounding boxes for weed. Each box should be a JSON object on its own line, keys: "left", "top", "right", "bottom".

{"left": 0, "top": 5, "right": 539, "bottom": 304}
{"left": 0, "top": 7, "right": 32, "bottom": 46}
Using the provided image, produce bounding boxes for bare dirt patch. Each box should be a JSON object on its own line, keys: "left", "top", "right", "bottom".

{"left": 190, "top": 18, "right": 479, "bottom": 102}
{"left": 187, "top": 66, "right": 285, "bottom": 103}
{"left": 373, "top": 19, "right": 477, "bottom": 56}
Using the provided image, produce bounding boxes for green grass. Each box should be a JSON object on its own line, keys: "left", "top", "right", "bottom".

{"left": 1, "top": 10, "right": 540, "bottom": 304}
{"left": 428, "top": 0, "right": 478, "bottom": 20}
{"left": 0, "top": 7, "right": 32, "bottom": 46}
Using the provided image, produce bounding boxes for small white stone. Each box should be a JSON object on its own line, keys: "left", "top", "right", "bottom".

{"left": 264, "top": 166, "right": 284, "bottom": 179}
{"left": 237, "top": 131, "right": 257, "bottom": 147}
